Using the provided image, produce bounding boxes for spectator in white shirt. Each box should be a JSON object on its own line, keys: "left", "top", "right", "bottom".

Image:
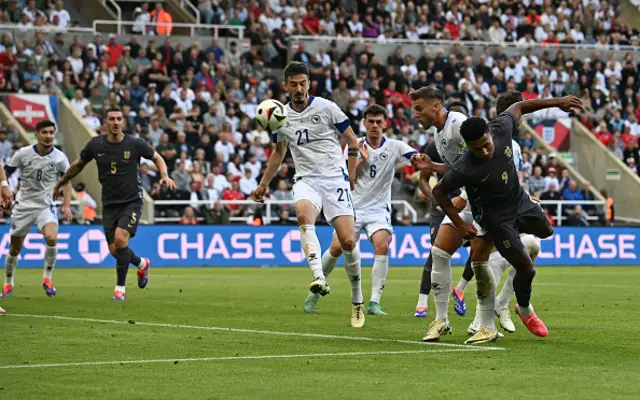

{"left": 243, "top": 154, "right": 262, "bottom": 179}
{"left": 49, "top": 0, "right": 71, "bottom": 27}
{"left": 22, "top": 0, "right": 44, "bottom": 23}
{"left": 347, "top": 13, "right": 363, "bottom": 34}
{"left": 83, "top": 105, "right": 101, "bottom": 130}
{"left": 214, "top": 132, "right": 235, "bottom": 163}
{"left": 544, "top": 167, "right": 561, "bottom": 192}
{"left": 67, "top": 47, "right": 84, "bottom": 74}
{"left": 212, "top": 166, "right": 230, "bottom": 193}
{"left": 71, "top": 89, "right": 90, "bottom": 117}
{"left": 239, "top": 169, "right": 258, "bottom": 197}
{"left": 569, "top": 24, "right": 585, "bottom": 43}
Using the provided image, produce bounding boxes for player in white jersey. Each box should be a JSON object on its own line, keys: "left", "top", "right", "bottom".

{"left": 251, "top": 62, "right": 365, "bottom": 328}
{"left": 1, "top": 120, "right": 72, "bottom": 298}
{"left": 302, "top": 104, "right": 419, "bottom": 315}
{"left": 409, "top": 86, "right": 493, "bottom": 342}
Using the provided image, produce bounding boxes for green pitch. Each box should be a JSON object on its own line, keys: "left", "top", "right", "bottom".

{"left": 1, "top": 267, "right": 638, "bottom": 399}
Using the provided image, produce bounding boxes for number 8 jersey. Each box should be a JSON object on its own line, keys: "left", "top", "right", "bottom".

{"left": 273, "top": 96, "right": 351, "bottom": 181}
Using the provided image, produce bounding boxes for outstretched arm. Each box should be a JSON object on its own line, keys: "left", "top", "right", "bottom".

{"left": 252, "top": 140, "right": 288, "bottom": 203}
{"left": 58, "top": 159, "right": 86, "bottom": 187}
{"left": 507, "top": 96, "right": 584, "bottom": 121}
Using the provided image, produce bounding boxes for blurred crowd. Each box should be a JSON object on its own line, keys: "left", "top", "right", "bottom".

{"left": 1, "top": 0, "right": 635, "bottom": 225}
{"left": 0, "top": 0, "right": 78, "bottom": 28}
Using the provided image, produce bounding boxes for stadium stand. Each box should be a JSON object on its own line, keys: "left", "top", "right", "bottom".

{"left": 2, "top": 0, "right": 639, "bottom": 226}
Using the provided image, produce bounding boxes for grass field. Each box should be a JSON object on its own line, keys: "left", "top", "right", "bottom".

{"left": 0, "top": 266, "right": 638, "bottom": 399}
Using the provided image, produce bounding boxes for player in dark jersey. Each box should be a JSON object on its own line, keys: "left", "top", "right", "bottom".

{"left": 414, "top": 101, "right": 467, "bottom": 318}
{"left": 431, "top": 96, "right": 583, "bottom": 343}
{"left": 54, "top": 107, "right": 176, "bottom": 300}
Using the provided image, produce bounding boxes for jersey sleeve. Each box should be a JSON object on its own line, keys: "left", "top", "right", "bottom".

{"left": 58, "top": 154, "right": 70, "bottom": 176}
{"left": 491, "top": 112, "right": 518, "bottom": 137}
{"left": 80, "top": 139, "right": 95, "bottom": 163}
{"left": 4, "top": 149, "right": 22, "bottom": 175}
{"left": 326, "top": 100, "right": 351, "bottom": 134}
{"left": 395, "top": 140, "right": 418, "bottom": 165}
{"left": 136, "top": 138, "right": 156, "bottom": 160}
{"left": 512, "top": 141, "right": 523, "bottom": 172}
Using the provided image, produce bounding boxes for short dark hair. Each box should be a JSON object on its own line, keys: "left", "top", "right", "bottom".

{"left": 104, "top": 106, "right": 123, "bottom": 117}
{"left": 363, "top": 104, "right": 387, "bottom": 120}
{"left": 460, "top": 117, "right": 489, "bottom": 142}
{"left": 447, "top": 101, "right": 469, "bottom": 115}
{"left": 284, "top": 61, "right": 310, "bottom": 82}
{"left": 409, "top": 86, "right": 445, "bottom": 103}
{"left": 35, "top": 120, "right": 56, "bottom": 132}
{"left": 496, "top": 91, "right": 523, "bottom": 115}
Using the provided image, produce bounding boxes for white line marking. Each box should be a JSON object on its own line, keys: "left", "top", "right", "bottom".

{"left": 0, "top": 349, "right": 488, "bottom": 370}
{"left": 6, "top": 314, "right": 504, "bottom": 351}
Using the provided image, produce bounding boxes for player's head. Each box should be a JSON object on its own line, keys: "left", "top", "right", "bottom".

{"left": 460, "top": 117, "right": 495, "bottom": 161}
{"left": 496, "top": 90, "right": 523, "bottom": 117}
{"left": 410, "top": 86, "right": 445, "bottom": 129}
{"left": 363, "top": 104, "right": 387, "bottom": 141}
{"left": 283, "top": 61, "right": 310, "bottom": 108}
{"left": 447, "top": 101, "right": 469, "bottom": 116}
{"left": 104, "top": 106, "right": 124, "bottom": 136}
{"left": 35, "top": 119, "right": 56, "bottom": 149}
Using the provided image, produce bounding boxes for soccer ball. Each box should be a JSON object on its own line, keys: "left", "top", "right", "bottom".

{"left": 255, "top": 99, "right": 288, "bottom": 132}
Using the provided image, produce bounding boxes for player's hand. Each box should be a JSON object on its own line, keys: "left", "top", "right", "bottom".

{"left": 358, "top": 140, "right": 368, "bottom": 161}
{"left": 457, "top": 222, "right": 478, "bottom": 240}
{"left": 62, "top": 206, "right": 73, "bottom": 222}
{"left": 159, "top": 176, "right": 177, "bottom": 191}
{"left": 451, "top": 196, "right": 467, "bottom": 211}
{"left": 52, "top": 183, "right": 62, "bottom": 201}
{"left": 251, "top": 183, "right": 267, "bottom": 203}
{"left": 410, "top": 154, "right": 433, "bottom": 171}
{"left": 1, "top": 185, "right": 13, "bottom": 209}
{"left": 558, "top": 96, "right": 585, "bottom": 114}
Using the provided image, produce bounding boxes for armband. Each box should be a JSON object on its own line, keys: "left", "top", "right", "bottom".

{"left": 348, "top": 148, "right": 358, "bottom": 157}
{"left": 0, "top": 180, "right": 8, "bottom": 188}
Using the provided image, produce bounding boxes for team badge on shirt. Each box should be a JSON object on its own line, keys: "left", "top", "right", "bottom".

{"left": 311, "top": 115, "right": 321, "bottom": 124}
{"left": 123, "top": 151, "right": 131, "bottom": 160}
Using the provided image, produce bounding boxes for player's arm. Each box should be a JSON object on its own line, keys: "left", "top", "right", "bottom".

{"left": 343, "top": 126, "right": 359, "bottom": 190}
{"left": 54, "top": 141, "right": 93, "bottom": 199}
{"left": 433, "top": 171, "right": 477, "bottom": 239}
{"left": 253, "top": 140, "right": 287, "bottom": 203}
{"left": 151, "top": 151, "right": 177, "bottom": 191}
{"left": 0, "top": 164, "right": 12, "bottom": 208}
{"left": 506, "top": 96, "right": 584, "bottom": 128}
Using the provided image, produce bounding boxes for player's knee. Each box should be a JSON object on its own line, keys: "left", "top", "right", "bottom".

{"left": 373, "top": 241, "right": 389, "bottom": 256}
{"left": 340, "top": 237, "right": 356, "bottom": 252}
{"left": 9, "top": 242, "right": 22, "bottom": 257}
{"left": 44, "top": 234, "right": 57, "bottom": 247}
{"left": 329, "top": 241, "right": 343, "bottom": 258}
{"left": 113, "top": 233, "right": 129, "bottom": 250}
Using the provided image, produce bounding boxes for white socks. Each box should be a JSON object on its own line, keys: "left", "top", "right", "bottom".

{"left": 44, "top": 245, "right": 57, "bottom": 280}
{"left": 115, "top": 285, "right": 126, "bottom": 293}
{"left": 472, "top": 261, "right": 496, "bottom": 330}
{"left": 496, "top": 267, "right": 516, "bottom": 310}
{"left": 300, "top": 225, "right": 324, "bottom": 280}
{"left": 343, "top": 248, "right": 363, "bottom": 304}
{"left": 456, "top": 277, "right": 470, "bottom": 293}
{"left": 371, "top": 255, "right": 388, "bottom": 303}
{"left": 4, "top": 254, "right": 17, "bottom": 286}
{"left": 518, "top": 303, "right": 535, "bottom": 318}
{"left": 417, "top": 293, "right": 429, "bottom": 309}
{"left": 321, "top": 250, "right": 339, "bottom": 279}
{"left": 430, "top": 246, "right": 452, "bottom": 322}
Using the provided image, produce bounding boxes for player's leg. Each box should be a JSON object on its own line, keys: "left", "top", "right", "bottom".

{"left": 492, "top": 225, "right": 548, "bottom": 337}
{"left": 39, "top": 222, "right": 60, "bottom": 297}
{"left": 2, "top": 209, "right": 33, "bottom": 297}
{"left": 464, "top": 233, "right": 500, "bottom": 344}
{"left": 415, "top": 212, "right": 444, "bottom": 317}
{"left": 367, "top": 227, "right": 391, "bottom": 315}
{"left": 452, "top": 256, "right": 472, "bottom": 316}
{"left": 468, "top": 248, "right": 508, "bottom": 334}
{"left": 495, "top": 234, "right": 540, "bottom": 332}
{"left": 422, "top": 221, "right": 463, "bottom": 341}
{"left": 303, "top": 232, "right": 343, "bottom": 313}
{"left": 2, "top": 236, "right": 24, "bottom": 297}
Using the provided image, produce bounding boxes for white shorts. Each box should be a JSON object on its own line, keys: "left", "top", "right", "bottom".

{"left": 292, "top": 176, "right": 355, "bottom": 223}
{"left": 355, "top": 211, "right": 393, "bottom": 240}
{"left": 10, "top": 206, "right": 58, "bottom": 237}
{"left": 441, "top": 202, "right": 486, "bottom": 238}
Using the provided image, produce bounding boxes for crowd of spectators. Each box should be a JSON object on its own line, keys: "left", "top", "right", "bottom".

{"left": 0, "top": 0, "right": 77, "bottom": 29}
{"left": 2, "top": 0, "right": 637, "bottom": 225}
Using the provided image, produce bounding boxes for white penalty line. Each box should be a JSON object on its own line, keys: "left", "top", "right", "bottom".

{"left": 0, "top": 348, "right": 488, "bottom": 370}
{"left": 5, "top": 313, "right": 504, "bottom": 351}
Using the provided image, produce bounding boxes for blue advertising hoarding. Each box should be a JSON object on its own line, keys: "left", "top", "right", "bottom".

{"left": 0, "top": 225, "right": 637, "bottom": 268}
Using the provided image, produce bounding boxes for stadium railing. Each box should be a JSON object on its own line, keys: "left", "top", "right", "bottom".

{"left": 92, "top": 19, "right": 246, "bottom": 38}
{"left": 150, "top": 200, "right": 418, "bottom": 225}
{"left": 101, "top": 0, "right": 122, "bottom": 21}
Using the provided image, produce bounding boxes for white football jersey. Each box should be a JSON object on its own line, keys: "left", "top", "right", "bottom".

{"left": 275, "top": 96, "right": 351, "bottom": 180}
{"left": 512, "top": 140, "right": 523, "bottom": 172}
{"left": 6, "top": 145, "right": 70, "bottom": 210}
{"left": 433, "top": 111, "right": 468, "bottom": 167}
{"left": 346, "top": 137, "right": 417, "bottom": 213}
